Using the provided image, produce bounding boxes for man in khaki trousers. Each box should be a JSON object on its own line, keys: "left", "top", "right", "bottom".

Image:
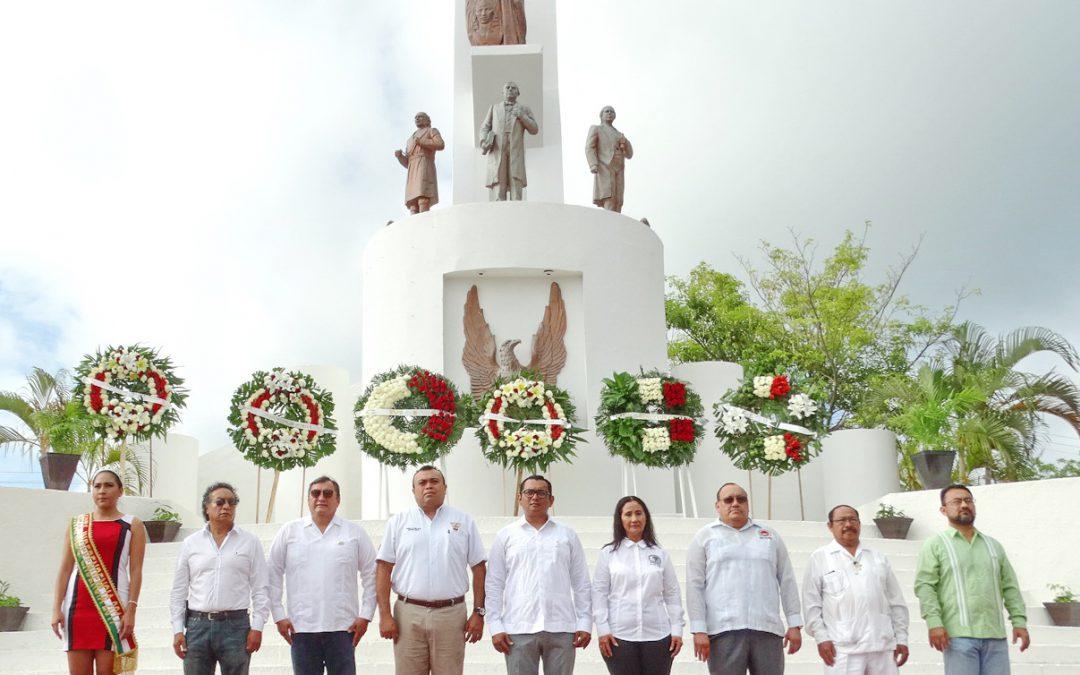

{"left": 377, "top": 466, "right": 487, "bottom": 674}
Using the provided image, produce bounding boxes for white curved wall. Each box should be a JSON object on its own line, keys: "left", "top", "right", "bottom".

{"left": 819, "top": 428, "right": 900, "bottom": 513}
{"left": 360, "top": 203, "right": 669, "bottom": 516}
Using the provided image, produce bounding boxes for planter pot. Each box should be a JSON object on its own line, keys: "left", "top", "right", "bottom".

{"left": 39, "top": 453, "right": 81, "bottom": 491}
{"left": 913, "top": 450, "right": 956, "bottom": 489}
{"left": 144, "top": 521, "right": 181, "bottom": 543}
{"left": 874, "top": 516, "right": 914, "bottom": 540}
{"left": 1044, "top": 602, "right": 1080, "bottom": 627}
{"left": 0, "top": 606, "right": 29, "bottom": 632}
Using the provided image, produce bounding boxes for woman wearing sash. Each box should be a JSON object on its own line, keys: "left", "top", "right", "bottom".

{"left": 51, "top": 469, "right": 146, "bottom": 674}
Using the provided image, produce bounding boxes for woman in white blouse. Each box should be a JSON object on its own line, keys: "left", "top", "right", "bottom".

{"left": 593, "top": 496, "right": 685, "bottom": 674}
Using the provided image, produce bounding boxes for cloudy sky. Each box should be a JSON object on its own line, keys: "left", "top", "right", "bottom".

{"left": 2, "top": 1, "right": 1079, "bottom": 484}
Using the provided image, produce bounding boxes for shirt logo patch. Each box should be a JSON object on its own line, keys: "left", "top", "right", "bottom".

{"left": 759, "top": 530, "right": 772, "bottom": 539}
{"left": 451, "top": 522, "right": 461, "bottom": 531}
{"left": 648, "top": 554, "right": 662, "bottom": 567}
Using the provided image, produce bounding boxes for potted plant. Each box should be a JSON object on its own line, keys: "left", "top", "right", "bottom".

{"left": 1044, "top": 584, "right": 1080, "bottom": 627}
{"left": 0, "top": 580, "right": 29, "bottom": 632}
{"left": 144, "top": 504, "right": 183, "bottom": 543}
{"left": 873, "top": 503, "right": 914, "bottom": 539}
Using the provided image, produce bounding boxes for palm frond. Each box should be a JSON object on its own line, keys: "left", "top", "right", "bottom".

{"left": 0, "top": 393, "right": 36, "bottom": 429}
{"left": 996, "top": 326, "right": 1079, "bottom": 371}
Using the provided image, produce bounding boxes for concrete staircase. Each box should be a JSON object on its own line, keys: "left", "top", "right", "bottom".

{"left": 2, "top": 516, "right": 1077, "bottom": 674}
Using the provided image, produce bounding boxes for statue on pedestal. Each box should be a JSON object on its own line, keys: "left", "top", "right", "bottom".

{"left": 466, "top": 0, "right": 526, "bottom": 46}
{"left": 394, "top": 112, "right": 444, "bottom": 214}
{"left": 585, "top": 105, "right": 633, "bottom": 213}
{"left": 479, "top": 81, "right": 539, "bottom": 201}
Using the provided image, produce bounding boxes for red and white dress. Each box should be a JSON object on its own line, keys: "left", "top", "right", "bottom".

{"left": 61, "top": 515, "right": 134, "bottom": 651}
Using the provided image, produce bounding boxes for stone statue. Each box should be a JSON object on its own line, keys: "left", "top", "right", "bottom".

{"left": 479, "top": 81, "right": 539, "bottom": 201}
{"left": 585, "top": 105, "right": 634, "bottom": 212}
{"left": 394, "top": 112, "right": 444, "bottom": 214}
{"left": 461, "top": 282, "right": 567, "bottom": 396}
{"left": 466, "top": 0, "right": 526, "bottom": 46}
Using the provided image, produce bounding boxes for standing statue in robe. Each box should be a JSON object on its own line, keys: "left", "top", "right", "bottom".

{"left": 394, "top": 111, "right": 444, "bottom": 214}
{"left": 585, "top": 105, "right": 634, "bottom": 213}
{"left": 479, "top": 81, "right": 539, "bottom": 201}
{"left": 466, "top": 0, "right": 526, "bottom": 46}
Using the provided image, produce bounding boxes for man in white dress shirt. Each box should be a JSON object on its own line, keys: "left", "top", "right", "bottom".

{"left": 170, "top": 482, "right": 270, "bottom": 675}
{"left": 803, "top": 505, "right": 910, "bottom": 674}
{"left": 687, "top": 482, "right": 803, "bottom": 674}
{"left": 268, "top": 476, "right": 378, "bottom": 675}
{"left": 486, "top": 475, "right": 592, "bottom": 674}
{"left": 376, "top": 465, "right": 487, "bottom": 674}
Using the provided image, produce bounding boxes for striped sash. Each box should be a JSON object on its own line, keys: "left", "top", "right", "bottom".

{"left": 69, "top": 514, "right": 138, "bottom": 673}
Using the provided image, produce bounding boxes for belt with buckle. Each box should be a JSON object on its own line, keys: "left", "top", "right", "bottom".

{"left": 398, "top": 595, "right": 465, "bottom": 609}
{"left": 187, "top": 609, "right": 248, "bottom": 621}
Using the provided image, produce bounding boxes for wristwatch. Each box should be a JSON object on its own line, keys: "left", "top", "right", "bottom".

{"left": 473, "top": 606, "right": 486, "bottom": 616}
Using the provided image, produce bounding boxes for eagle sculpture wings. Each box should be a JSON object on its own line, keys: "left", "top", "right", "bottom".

{"left": 462, "top": 282, "right": 568, "bottom": 396}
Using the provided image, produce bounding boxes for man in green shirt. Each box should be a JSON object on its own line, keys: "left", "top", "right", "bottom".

{"left": 914, "top": 484, "right": 1031, "bottom": 674}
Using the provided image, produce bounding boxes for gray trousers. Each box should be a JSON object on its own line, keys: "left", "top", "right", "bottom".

{"left": 707, "top": 629, "right": 784, "bottom": 675}
{"left": 505, "top": 632, "right": 574, "bottom": 675}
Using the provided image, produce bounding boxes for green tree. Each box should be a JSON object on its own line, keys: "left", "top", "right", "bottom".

{"left": 0, "top": 367, "right": 72, "bottom": 457}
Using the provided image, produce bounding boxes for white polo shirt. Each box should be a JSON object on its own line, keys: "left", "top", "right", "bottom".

{"left": 803, "top": 540, "right": 909, "bottom": 653}
{"left": 169, "top": 525, "right": 270, "bottom": 633}
{"left": 593, "top": 539, "right": 685, "bottom": 641}
{"left": 377, "top": 503, "right": 486, "bottom": 601}
{"left": 685, "top": 519, "right": 803, "bottom": 637}
{"left": 485, "top": 517, "right": 592, "bottom": 636}
{"left": 267, "top": 515, "right": 377, "bottom": 632}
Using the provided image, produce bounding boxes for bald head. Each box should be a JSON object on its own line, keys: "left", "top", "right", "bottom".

{"left": 716, "top": 482, "right": 749, "bottom": 528}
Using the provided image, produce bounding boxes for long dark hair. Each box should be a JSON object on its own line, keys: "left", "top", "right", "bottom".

{"left": 607, "top": 495, "right": 659, "bottom": 551}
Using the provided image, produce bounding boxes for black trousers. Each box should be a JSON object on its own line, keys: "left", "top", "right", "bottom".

{"left": 602, "top": 636, "right": 673, "bottom": 675}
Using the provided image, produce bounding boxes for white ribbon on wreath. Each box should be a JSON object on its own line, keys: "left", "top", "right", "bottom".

{"left": 479, "top": 412, "right": 570, "bottom": 427}
{"left": 606, "top": 412, "right": 706, "bottom": 424}
{"left": 241, "top": 406, "right": 338, "bottom": 435}
{"left": 717, "top": 404, "right": 816, "bottom": 437}
{"left": 358, "top": 408, "right": 446, "bottom": 417}
{"left": 82, "top": 376, "right": 172, "bottom": 408}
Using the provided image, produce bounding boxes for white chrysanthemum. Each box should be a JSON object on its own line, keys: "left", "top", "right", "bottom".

{"left": 720, "top": 407, "right": 749, "bottom": 435}
{"left": 637, "top": 378, "right": 663, "bottom": 404}
{"left": 763, "top": 434, "right": 786, "bottom": 460}
{"left": 753, "top": 376, "right": 773, "bottom": 398}
{"left": 787, "top": 393, "right": 818, "bottom": 420}
{"left": 642, "top": 427, "right": 671, "bottom": 453}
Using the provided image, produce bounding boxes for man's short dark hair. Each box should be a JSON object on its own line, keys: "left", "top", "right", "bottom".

{"left": 412, "top": 465, "right": 445, "bottom": 485}
{"left": 715, "top": 482, "right": 743, "bottom": 501}
{"left": 940, "top": 483, "right": 972, "bottom": 505}
{"left": 201, "top": 482, "right": 237, "bottom": 522}
{"left": 519, "top": 474, "right": 553, "bottom": 495}
{"left": 308, "top": 475, "right": 341, "bottom": 498}
{"left": 827, "top": 504, "right": 858, "bottom": 523}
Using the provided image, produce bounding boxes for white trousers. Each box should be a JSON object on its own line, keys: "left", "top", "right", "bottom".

{"left": 825, "top": 649, "right": 898, "bottom": 675}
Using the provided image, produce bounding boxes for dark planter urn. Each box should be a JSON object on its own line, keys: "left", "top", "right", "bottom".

{"left": 0, "top": 606, "right": 29, "bottom": 632}
{"left": 39, "top": 453, "right": 81, "bottom": 491}
{"left": 913, "top": 450, "right": 956, "bottom": 489}
{"left": 1044, "top": 602, "right": 1080, "bottom": 627}
{"left": 144, "top": 521, "right": 182, "bottom": 543}
{"left": 874, "top": 517, "right": 914, "bottom": 540}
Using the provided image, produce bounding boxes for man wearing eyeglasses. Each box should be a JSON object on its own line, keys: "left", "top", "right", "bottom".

{"left": 686, "top": 482, "right": 803, "bottom": 674}
{"left": 802, "top": 505, "right": 909, "bottom": 674}
{"left": 376, "top": 465, "right": 487, "bottom": 674}
{"left": 485, "top": 475, "right": 592, "bottom": 674}
{"left": 268, "top": 476, "right": 378, "bottom": 675}
{"left": 170, "top": 482, "right": 270, "bottom": 675}
{"left": 914, "top": 484, "right": 1030, "bottom": 674}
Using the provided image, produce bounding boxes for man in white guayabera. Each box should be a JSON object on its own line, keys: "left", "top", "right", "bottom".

{"left": 687, "top": 482, "right": 804, "bottom": 674}
{"left": 486, "top": 475, "right": 593, "bottom": 674}
{"left": 803, "top": 505, "right": 910, "bottom": 674}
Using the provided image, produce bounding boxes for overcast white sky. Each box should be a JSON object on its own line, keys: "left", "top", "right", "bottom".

{"left": 2, "top": 1, "right": 1079, "bottom": 484}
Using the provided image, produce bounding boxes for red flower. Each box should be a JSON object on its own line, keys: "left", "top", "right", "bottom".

{"left": 662, "top": 381, "right": 687, "bottom": 408}
{"left": 783, "top": 433, "right": 803, "bottom": 462}
{"left": 668, "top": 418, "right": 695, "bottom": 443}
{"left": 770, "top": 375, "right": 791, "bottom": 399}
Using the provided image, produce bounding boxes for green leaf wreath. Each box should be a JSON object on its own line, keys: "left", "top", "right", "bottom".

{"left": 228, "top": 368, "right": 337, "bottom": 472}
{"left": 354, "top": 365, "right": 467, "bottom": 469}
{"left": 595, "top": 370, "right": 704, "bottom": 468}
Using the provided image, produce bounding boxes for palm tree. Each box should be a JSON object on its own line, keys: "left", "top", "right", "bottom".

{"left": 0, "top": 367, "right": 71, "bottom": 457}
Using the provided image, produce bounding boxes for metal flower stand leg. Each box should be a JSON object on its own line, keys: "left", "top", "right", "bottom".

{"left": 265, "top": 470, "right": 280, "bottom": 523}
